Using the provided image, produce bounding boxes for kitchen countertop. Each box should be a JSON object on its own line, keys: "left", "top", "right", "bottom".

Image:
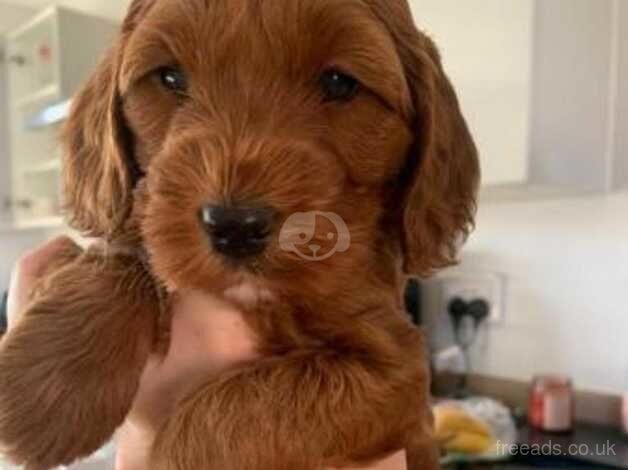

{"left": 445, "top": 422, "right": 628, "bottom": 470}
{"left": 0, "top": 424, "right": 622, "bottom": 469}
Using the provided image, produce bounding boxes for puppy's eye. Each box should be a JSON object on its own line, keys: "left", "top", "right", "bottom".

{"left": 157, "top": 66, "right": 188, "bottom": 94}
{"left": 320, "top": 69, "right": 360, "bottom": 102}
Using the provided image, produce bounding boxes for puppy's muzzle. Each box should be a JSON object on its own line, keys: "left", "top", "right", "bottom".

{"left": 200, "top": 205, "right": 276, "bottom": 260}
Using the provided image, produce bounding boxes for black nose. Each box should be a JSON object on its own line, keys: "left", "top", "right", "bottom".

{"left": 200, "top": 205, "right": 275, "bottom": 259}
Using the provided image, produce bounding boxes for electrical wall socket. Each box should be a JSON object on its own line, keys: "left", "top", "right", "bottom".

{"left": 439, "top": 271, "right": 506, "bottom": 324}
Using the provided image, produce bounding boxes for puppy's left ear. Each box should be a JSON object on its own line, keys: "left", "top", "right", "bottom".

{"left": 371, "top": 0, "right": 480, "bottom": 276}
{"left": 399, "top": 33, "right": 480, "bottom": 277}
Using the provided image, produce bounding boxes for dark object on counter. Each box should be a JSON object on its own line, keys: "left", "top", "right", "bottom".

{"left": 0, "top": 291, "right": 8, "bottom": 334}
{"left": 448, "top": 297, "right": 490, "bottom": 397}
{"left": 529, "top": 375, "right": 574, "bottom": 433}
{"left": 404, "top": 278, "right": 422, "bottom": 326}
{"left": 448, "top": 297, "right": 490, "bottom": 332}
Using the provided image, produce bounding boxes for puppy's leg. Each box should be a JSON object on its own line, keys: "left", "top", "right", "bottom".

{"left": 0, "top": 248, "right": 158, "bottom": 470}
{"left": 151, "top": 309, "right": 436, "bottom": 470}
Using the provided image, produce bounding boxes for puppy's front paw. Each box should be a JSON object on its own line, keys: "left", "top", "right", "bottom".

{"left": 149, "top": 364, "right": 304, "bottom": 470}
{"left": 0, "top": 254, "right": 157, "bottom": 469}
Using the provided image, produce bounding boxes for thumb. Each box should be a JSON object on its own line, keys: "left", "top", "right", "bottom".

{"left": 7, "top": 236, "right": 80, "bottom": 329}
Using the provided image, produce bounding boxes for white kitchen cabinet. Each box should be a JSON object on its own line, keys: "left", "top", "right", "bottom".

{"left": 1, "top": 39, "right": 11, "bottom": 229}
{"left": 0, "top": 5, "right": 34, "bottom": 230}
{"left": 614, "top": 0, "right": 628, "bottom": 188}
{"left": 411, "top": 0, "right": 628, "bottom": 202}
{"left": 528, "top": 0, "right": 627, "bottom": 194}
{"left": 4, "top": 6, "right": 116, "bottom": 229}
{"left": 409, "top": 0, "right": 535, "bottom": 186}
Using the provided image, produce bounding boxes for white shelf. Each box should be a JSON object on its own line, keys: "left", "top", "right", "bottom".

{"left": 0, "top": 216, "right": 64, "bottom": 233}
{"left": 480, "top": 183, "right": 597, "bottom": 205}
{"left": 15, "top": 83, "right": 59, "bottom": 108}
{"left": 23, "top": 159, "right": 61, "bottom": 175}
{"left": 14, "top": 216, "right": 64, "bottom": 231}
{"left": 25, "top": 99, "right": 71, "bottom": 129}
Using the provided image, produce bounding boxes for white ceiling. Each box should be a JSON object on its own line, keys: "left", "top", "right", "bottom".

{"left": 0, "top": 0, "right": 129, "bottom": 22}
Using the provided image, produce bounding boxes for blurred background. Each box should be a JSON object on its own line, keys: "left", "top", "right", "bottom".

{"left": 0, "top": 0, "right": 627, "bottom": 469}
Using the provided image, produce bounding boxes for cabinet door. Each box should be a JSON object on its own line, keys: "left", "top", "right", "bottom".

{"left": 7, "top": 26, "right": 63, "bottom": 227}
{"left": 613, "top": 0, "right": 628, "bottom": 189}
{"left": 529, "top": 0, "right": 617, "bottom": 193}
{"left": 0, "top": 42, "right": 11, "bottom": 226}
{"left": 409, "top": 0, "right": 534, "bottom": 185}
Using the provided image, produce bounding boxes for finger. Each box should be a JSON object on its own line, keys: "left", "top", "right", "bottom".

{"left": 127, "top": 292, "right": 260, "bottom": 432}
{"left": 166, "top": 290, "right": 259, "bottom": 371}
{"left": 6, "top": 236, "right": 79, "bottom": 329}
{"left": 15, "top": 236, "right": 78, "bottom": 280}
{"left": 126, "top": 355, "right": 176, "bottom": 432}
{"left": 328, "top": 451, "right": 408, "bottom": 470}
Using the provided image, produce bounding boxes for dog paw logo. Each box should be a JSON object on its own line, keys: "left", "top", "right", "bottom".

{"left": 279, "top": 212, "right": 350, "bottom": 261}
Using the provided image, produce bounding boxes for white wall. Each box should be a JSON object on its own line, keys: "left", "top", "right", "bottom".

{"left": 431, "top": 192, "right": 628, "bottom": 394}
{"left": 410, "top": 0, "right": 534, "bottom": 185}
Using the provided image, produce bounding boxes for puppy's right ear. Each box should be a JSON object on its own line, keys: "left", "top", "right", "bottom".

{"left": 62, "top": 0, "right": 154, "bottom": 238}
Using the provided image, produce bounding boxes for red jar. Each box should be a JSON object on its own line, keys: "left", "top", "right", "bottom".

{"left": 529, "top": 375, "right": 574, "bottom": 432}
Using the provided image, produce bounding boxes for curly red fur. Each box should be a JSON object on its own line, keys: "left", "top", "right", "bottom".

{"left": 0, "top": 244, "right": 158, "bottom": 469}
{"left": 0, "top": 0, "right": 479, "bottom": 469}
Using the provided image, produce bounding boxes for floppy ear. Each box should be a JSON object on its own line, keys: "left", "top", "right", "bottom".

{"left": 368, "top": 0, "right": 480, "bottom": 276}
{"left": 62, "top": 0, "right": 154, "bottom": 239}
{"left": 401, "top": 34, "right": 480, "bottom": 276}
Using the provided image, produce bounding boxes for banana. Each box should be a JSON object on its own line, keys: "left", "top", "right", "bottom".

{"left": 433, "top": 405, "right": 494, "bottom": 455}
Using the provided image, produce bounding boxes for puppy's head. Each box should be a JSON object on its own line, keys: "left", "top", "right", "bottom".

{"left": 63, "top": 0, "right": 479, "bottom": 298}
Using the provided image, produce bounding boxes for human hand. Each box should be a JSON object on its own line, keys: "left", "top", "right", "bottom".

{"left": 5, "top": 236, "right": 79, "bottom": 330}
{"left": 115, "top": 289, "right": 260, "bottom": 469}
{"left": 116, "top": 290, "right": 407, "bottom": 470}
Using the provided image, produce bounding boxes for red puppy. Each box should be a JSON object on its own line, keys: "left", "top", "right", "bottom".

{"left": 0, "top": 1, "right": 479, "bottom": 469}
